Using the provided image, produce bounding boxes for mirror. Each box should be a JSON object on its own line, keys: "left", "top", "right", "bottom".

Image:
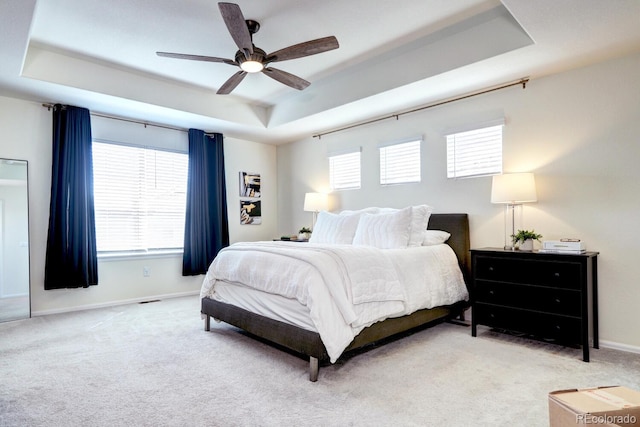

{"left": 0, "top": 159, "right": 30, "bottom": 322}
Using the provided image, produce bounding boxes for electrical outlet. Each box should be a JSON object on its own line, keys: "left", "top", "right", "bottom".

{"left": 143, "top": 266, "right": 150, "bottom": 277}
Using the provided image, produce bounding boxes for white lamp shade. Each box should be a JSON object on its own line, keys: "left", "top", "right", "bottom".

{"left": 304, "top": 192, "right": 328, "bottom": 212}
{"left": 491, "top": 173, "right": 537, "bottom": 204}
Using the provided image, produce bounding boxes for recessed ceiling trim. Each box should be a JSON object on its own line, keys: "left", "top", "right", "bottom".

{"left": 267, "top": 5, "right": 533, "bottom": 129}
{"left": 312, "top": 77, "right": 529, "bottom": 139}
{"left": 21, "top": 44, "right": 270, "bottom": 129}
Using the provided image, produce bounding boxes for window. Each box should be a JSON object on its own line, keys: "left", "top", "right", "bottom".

{"left": 446, "top": 123, "right": 503, "bottom": 178}
{"left": 329, "top": 149, "right": 361, "bottom": 190}
{"left": 92, "top": 141, "right": 188, "bottom": 254}
{"left": 379, "top": 139, "right": 421, "bottom": 185}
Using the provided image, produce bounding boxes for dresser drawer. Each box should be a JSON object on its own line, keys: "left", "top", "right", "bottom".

{"left": 475, "top": 281, "right": 581, "bottom": 316}
{"left": 474, "top": 303, "right": 581, "bottom": 344}
{"left": 474, "top": 256, "right": 582, "bottom": 289}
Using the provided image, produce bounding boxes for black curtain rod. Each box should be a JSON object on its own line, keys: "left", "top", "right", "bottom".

{"left": 41, "top": 103, "right": 218, "bottom": 135}
{"left": 312, "top": 77, "right": 530, "bottom": 140}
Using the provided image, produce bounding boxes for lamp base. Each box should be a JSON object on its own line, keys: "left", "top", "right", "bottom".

{"left": 503, "top": 203, "right": 523, "bottom": 251}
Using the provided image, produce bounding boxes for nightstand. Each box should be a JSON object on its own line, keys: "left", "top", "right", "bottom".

{"left": 470, "top": 248, "right": 599, "bottom": 362}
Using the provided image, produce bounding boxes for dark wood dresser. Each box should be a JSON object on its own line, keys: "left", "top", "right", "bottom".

{"left": 470, "top": 248, "right": 599, "bottom": 361}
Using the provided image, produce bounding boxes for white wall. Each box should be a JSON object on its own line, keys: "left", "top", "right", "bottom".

{"left": 224, "top": 137, "right": 278, "bottom": 243}
{"left": 0, "top": 96, "right": 277, "bottom": 315}
{"left": 276, "top": 50, "right": 640, "bottom": 351}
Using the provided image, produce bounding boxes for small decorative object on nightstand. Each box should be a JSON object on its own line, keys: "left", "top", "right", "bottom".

{"left": 298, "top": 227, "right": 312, "bottom": 240}
{"left": 275, "top": 236, "right": 308, "bottom": 242}
{"left": 471, "top": 248, "right": 599, "bottom": 362}
{"left": 511, "top": 229, "right": 542, "bottom": 251}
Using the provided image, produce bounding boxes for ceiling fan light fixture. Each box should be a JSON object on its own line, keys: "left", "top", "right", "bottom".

{"left": 236, "top": 46, "right": 266, "bottom": 73}
{"left": 240, "top": 60, "right": 264, "bottom": 73}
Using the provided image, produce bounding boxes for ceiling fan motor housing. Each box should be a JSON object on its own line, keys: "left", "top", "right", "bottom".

{"left": 236, "top": 46, "right": 266, "bottom": 72}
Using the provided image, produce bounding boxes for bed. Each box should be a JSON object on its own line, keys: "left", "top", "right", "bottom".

{"left": 201, "top": 208, "right": 471, "bottom": 381}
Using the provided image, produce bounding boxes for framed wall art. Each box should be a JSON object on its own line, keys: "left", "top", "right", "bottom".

{"left": 239, "top": 171, "right": 261, "bottom": 198}
{"left": 240, "top": 200, "right": 262, "bottom": 225}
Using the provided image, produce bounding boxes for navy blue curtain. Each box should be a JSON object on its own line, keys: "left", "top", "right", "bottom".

{"left": 44, "top": 104, "right": 98, "bottom": 289}
{"left": 182, "top": 129, "right": 229, "bottom": 276}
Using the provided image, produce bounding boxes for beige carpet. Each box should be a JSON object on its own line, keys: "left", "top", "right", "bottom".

{"left": 1, "top": 295, "right": 638, "bottom": 427}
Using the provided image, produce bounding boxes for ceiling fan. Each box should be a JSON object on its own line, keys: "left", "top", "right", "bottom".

{"left": 157, "top": 2, "right": 339, "bottom": 95}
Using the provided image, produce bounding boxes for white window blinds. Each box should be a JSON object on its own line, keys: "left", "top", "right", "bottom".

{"left": 92, "top": 141, "right": 188, "bottom": 253}
{"left": 329, "top": 150, "right": 361, "bottom": 190}
{"left": 446, "top": 124, "right": 503, "bottom": 178}
{"left": 379, "top": 139, "right": 421, "bottom": 185}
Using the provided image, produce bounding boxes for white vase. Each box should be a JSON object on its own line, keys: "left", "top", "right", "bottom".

{"left": 519, "top": 239, "right": 533, "bottom": 251}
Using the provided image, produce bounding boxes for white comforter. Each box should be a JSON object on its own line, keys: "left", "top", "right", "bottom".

{"left": 201, "top": 241, "right": 468, "bottom": 362}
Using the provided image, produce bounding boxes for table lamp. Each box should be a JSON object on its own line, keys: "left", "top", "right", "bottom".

{"left": 491, "top": 173, "right": 537, "bottom": 250}
{"left": 303, "top": 192, "right": 328, "bottom": 228}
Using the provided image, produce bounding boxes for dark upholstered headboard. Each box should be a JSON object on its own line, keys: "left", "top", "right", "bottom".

{"left": 427, "top": 214, "right": 471, "bottom": 284}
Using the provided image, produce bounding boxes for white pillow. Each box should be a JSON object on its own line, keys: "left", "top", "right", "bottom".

{"left": 309, "top": 211, "right": 360, "bottom": 244}
{"left": 352, "top": 207, "right": 412, "bottom": 249}
{"left": 339, "top": 207, "right": 380, "bottom": 216}
{"left": 408, "top": 205, "right": 433, "bottom": 247}
{"left": 422, "top": 230, "right": 451, "bottom": 246}
{"left": 366, "top": 205, "right": 433, "bottom": 247}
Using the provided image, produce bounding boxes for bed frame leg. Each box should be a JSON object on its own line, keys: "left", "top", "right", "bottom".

{"left": 204, "top": 314, "right": 211, "bottom": 332}
{"left": 309, "top": 357, "right": 319, "bottom": 382}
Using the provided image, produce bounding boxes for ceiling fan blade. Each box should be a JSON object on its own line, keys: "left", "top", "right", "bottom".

{"left": 262, "top": 67, "right": 310, "bottom": 90}
{"left": 266, "top": 36, "right": 339, "bottom": 63}
{"left": 218, "top": 2, "right": 253, "bottom": 56}
{"left": 156, "top": 52, "right": 237, "bottom": 66}
{"left": 217, "top": 70, "right": 247, "bottom": 94}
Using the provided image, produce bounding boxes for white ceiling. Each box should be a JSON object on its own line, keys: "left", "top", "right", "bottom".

{"left": 1, "top": 0, "right": 640, "bottom": 145}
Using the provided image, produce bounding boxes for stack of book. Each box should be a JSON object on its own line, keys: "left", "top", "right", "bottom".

{"left": 538, "top": 240, "right": 586, "bottom": 254}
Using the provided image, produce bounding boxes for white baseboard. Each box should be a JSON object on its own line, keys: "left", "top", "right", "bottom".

{"left": 31, "top": 290, "right": 200, "bottom": 317}
{"left": 0, "top": 292, "right": 29, "bottom": 299}
{"left": 599, "top": 340, "right": 640, "bottom": 355}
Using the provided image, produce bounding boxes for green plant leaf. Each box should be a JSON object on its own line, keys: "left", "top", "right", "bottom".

{"left": 511, "top": 229, "right": 543, "bottom": 244}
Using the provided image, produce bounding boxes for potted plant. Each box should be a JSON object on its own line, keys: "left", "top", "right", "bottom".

{"left": 511, "top": 229, "right": 543, "bottom": 251}
{"left": 298, "top": 226, "right": 312, "bottom": 240}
